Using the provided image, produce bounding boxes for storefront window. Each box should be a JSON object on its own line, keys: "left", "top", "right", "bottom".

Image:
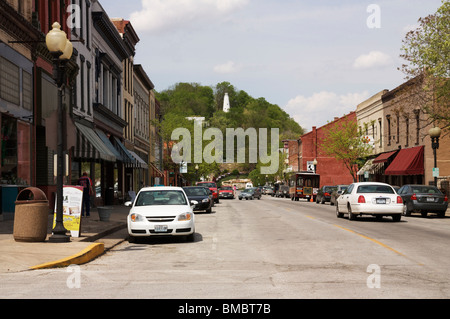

{"left": 94, "top": 162, "right": 101, "bottom": 198}
{"left": 0, "top": 116, "right": 29, "bottom": 185}
{"left": 17, "top": 122, "right": 30, "bottom": 185}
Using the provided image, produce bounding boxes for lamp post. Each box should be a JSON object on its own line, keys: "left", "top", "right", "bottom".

{"left": 46, "top": 22, "right": 73, "bottom": 243}
{"left": 429, "top": 126, "right": 441, "bottom": 187}
{"left": 195, "top": 164, "right": 199, "bottom": 183}
{"left": 313, "top": 158, "right": 318, "bottom": 174}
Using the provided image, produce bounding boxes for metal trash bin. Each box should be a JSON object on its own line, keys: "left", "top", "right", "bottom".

{"left": 97, "top": 206, "right": 112, "bottom": 222}
{"left": 13, "top": 187, "right": 49, "bottom": 242}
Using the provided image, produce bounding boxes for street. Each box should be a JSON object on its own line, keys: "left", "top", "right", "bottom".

{"left": 1, "top": 194, "right": 450, "bottom": 299}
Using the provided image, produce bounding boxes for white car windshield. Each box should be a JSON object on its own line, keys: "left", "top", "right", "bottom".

{"left": 135, "top": 190, "right": 187, "bottom": 206}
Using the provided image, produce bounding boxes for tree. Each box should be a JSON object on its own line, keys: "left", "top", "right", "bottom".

{"left": 320, "top": 120, "right": 373, "bottom": 182}
{"left": 399, "top": 0, "right": 450, "bottom": 132}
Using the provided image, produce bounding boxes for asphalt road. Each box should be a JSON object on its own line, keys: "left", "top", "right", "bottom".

{"left": 1, "top": 195, "right": 450, "bottom": 299}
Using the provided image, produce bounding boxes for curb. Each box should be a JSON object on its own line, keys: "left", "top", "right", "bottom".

{"left": 30, "top": 243, "right": 105, "bottom": 270}
{"left": 80, "top": 223, "right": 127, "bottom": 242}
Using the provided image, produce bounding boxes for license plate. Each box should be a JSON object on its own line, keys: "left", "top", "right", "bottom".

{"left": 154, "top": 225, "right": 168, "bottom": 232}
{"left": 376, "top": 198, "right": 386, "bottom": 204}
{"left": 427, "top": 197, "right": 435, "bottom": 202}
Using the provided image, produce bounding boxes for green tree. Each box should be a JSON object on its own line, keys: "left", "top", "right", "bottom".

{"left": 399, "top": 0, "right": 450, "bottom": 131}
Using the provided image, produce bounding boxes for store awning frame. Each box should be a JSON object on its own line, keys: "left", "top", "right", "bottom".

{"left": 128, "top": 150, "right": 149, "bottom": 169}
{"left": 150, "top": 162, "right": 165, "bottom": 178}
{"left": 112, "top": 136, "right": 136, "bottom": 167}
{"left": 95, "top": 129, "right": 123, "bottom": 162}
{"left": 373, "top": 150, "right": 398, "bottom": 164}
{"left": 74, "top": 122, "right": 116, "bottom": 162}
{"left": 385, "top": 146, "right": 424, "bottom": 176}
{"left": 357, "top": 159, "right": 384, "bottom": 176}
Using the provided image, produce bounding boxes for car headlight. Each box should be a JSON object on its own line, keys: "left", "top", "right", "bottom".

{"left": 130, "top": 213, "right": 144, "bottom": 222}
{"left": 178, "top": 212, "right": 192, "bottom": 221}
{"left": 202, "top": 198, "right": 209, "bottom": 203}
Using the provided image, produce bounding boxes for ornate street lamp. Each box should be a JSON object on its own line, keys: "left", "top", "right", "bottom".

{"left": 46, "top": 22, "right": 73, "bottom": 243}
{"left": 429, "top": 126, "right": 441, "bottom": 187}
{"left": 313, "top": 158, "right": 318, "bottom": 174}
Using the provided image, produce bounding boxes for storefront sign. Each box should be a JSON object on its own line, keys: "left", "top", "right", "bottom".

{"left": 53, "top": 186, "right": 83, "bottom": 237}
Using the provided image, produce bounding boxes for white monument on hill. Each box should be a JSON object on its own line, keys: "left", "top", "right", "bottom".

{"left": 223, "top": 92, "right": 230, "bottom": 113}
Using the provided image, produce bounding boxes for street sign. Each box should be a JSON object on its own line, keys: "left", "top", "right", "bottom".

{"left": 307, "top": 161, "right": 314, "bottom": 172}
{"left": 433, "top": 167, "right": 439, "bottom": 177}
{"left": 180, "top": 162, "right": 187, "bottom": 174}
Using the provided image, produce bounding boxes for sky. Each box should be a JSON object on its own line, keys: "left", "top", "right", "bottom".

{"left": 99, "top": 0, "right": 444, "bottom": 132}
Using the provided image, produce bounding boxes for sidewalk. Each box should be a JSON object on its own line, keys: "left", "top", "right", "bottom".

{"left": 0, "top": 205, "right": 130, "bottom": 273}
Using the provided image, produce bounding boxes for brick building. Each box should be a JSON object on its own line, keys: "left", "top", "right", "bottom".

{"left": 284, "top": 112, "right": 358, "bottom": 187}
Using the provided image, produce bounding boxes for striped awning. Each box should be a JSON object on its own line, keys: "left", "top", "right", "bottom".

{"left": 128, "top": 150, "right": 148, "bottom": 169}
{"left": 95, "top": 129, "right": 123, "bottom": 161}
{"left": 150, "top": 162, "right": 165, "bottom": 178}
{"left": 112, "top": 136, "right": 136, "bottom": 167}
{"left": 74, "top": 122, "right": 116, "bottom": 162}
{"left": 357, "top": 159, "right": 384, "bottom": 176}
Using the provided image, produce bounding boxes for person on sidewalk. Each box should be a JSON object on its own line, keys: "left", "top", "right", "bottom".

{"left": 78, "top": 172, "right": 94, "bottom": 217}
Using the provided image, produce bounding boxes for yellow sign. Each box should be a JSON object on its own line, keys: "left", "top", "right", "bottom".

{"left": 53, "top": 186, "right": 84, "bottom": 237}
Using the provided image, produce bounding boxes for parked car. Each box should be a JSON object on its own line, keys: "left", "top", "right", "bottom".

{"left": 336, "top": 182, "right": 403, "bottom": 221}
{"left": 126, "top": 186, "right": 196, "bottom": 242}
{"left": 183, "top": 186, "right": 213, "bottom": 213}
{"left": 330, "top": 185, "right": 349, "bottom": 206}
{"left": 197, "top": 181, "right": 219, "bottom": 203}
{"left": 238, "top": 187, "right": 262, "bottom": 200}
{"left": 316, "top": 185, "right": 338, "bottom": 204}
{"left": 265, "top": 187, "right": 274, "bottom": 196}
{"left": 397, "top": 184, "right": 448, "bottom": 218}
{"left": 276, "top": 185, "right": 290, "bottom": 198}
{"left": 219, "top": 186, "right": 235, "bottom": 199}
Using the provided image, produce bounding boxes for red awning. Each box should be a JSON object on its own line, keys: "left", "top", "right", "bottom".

{"left": 384, "top": 146, "right": 424, "bottom": 175}
{"left": 373, "top": 150, "right": 397, "bottom": 163}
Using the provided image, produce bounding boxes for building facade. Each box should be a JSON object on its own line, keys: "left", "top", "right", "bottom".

{"left": 283, "top": 112, "right": 358, "bottom": 187}
{"left": 132, "top": 64, "right": 151, "bottom": 190}
{"left": 356, "top": 76, "right": 450, "bottom": 191}
{"left": 0, "top": 0, "right": 42, "bottom": 217}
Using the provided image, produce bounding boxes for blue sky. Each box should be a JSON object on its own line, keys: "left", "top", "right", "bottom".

{"left": 99, "top": 0, "right": 444, "bottom": 131}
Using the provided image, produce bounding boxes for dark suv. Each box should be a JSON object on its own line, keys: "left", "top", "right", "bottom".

{"left": 316, "top": 185, "right": 337, "bottom": 204}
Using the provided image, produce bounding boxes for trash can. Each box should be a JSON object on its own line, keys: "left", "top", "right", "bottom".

{"left": 97, "top": 206, "right": 112, "bottom": 222}
{"left": 13, "top": 187, "right": 49, "bottom": 242}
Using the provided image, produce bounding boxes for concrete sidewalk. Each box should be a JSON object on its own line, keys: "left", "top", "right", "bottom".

{"left": 0, "top": 205, "right": 129, "bottom": 273}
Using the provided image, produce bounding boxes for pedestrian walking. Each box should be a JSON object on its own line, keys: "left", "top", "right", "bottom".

{"left": 78, "top": 172, "right": 94, "bottom": 217}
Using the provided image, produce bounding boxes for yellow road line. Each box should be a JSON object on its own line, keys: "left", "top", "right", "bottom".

{"left": 334, "top": 224, "right": 405, "bottom": 257}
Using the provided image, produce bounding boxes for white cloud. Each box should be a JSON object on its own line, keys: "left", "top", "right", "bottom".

{"left": 352, "top": 51, "right": 393, "bottom": 70}
{"left": 213, "top": 61, "right": 241, "bottom": 74}
{"left": 129, "top": 0, "right": 250, "bottom": 33}
{"left": 284, "top": 91, "right": 370, "bottom": 131}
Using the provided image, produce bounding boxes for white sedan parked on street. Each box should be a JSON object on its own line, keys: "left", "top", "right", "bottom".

{"left": 126, "top": 186, "right": 197, "bottom": 242}
{"left": 336, "top": 182, "right": 403, "bottom": 221}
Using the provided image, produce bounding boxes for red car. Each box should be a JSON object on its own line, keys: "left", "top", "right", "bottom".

{"left": 197, "top": 181, "right": 219, "bottom": 203}
{"left": 218, "top": 186, "right": 235, "bottom": 199}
